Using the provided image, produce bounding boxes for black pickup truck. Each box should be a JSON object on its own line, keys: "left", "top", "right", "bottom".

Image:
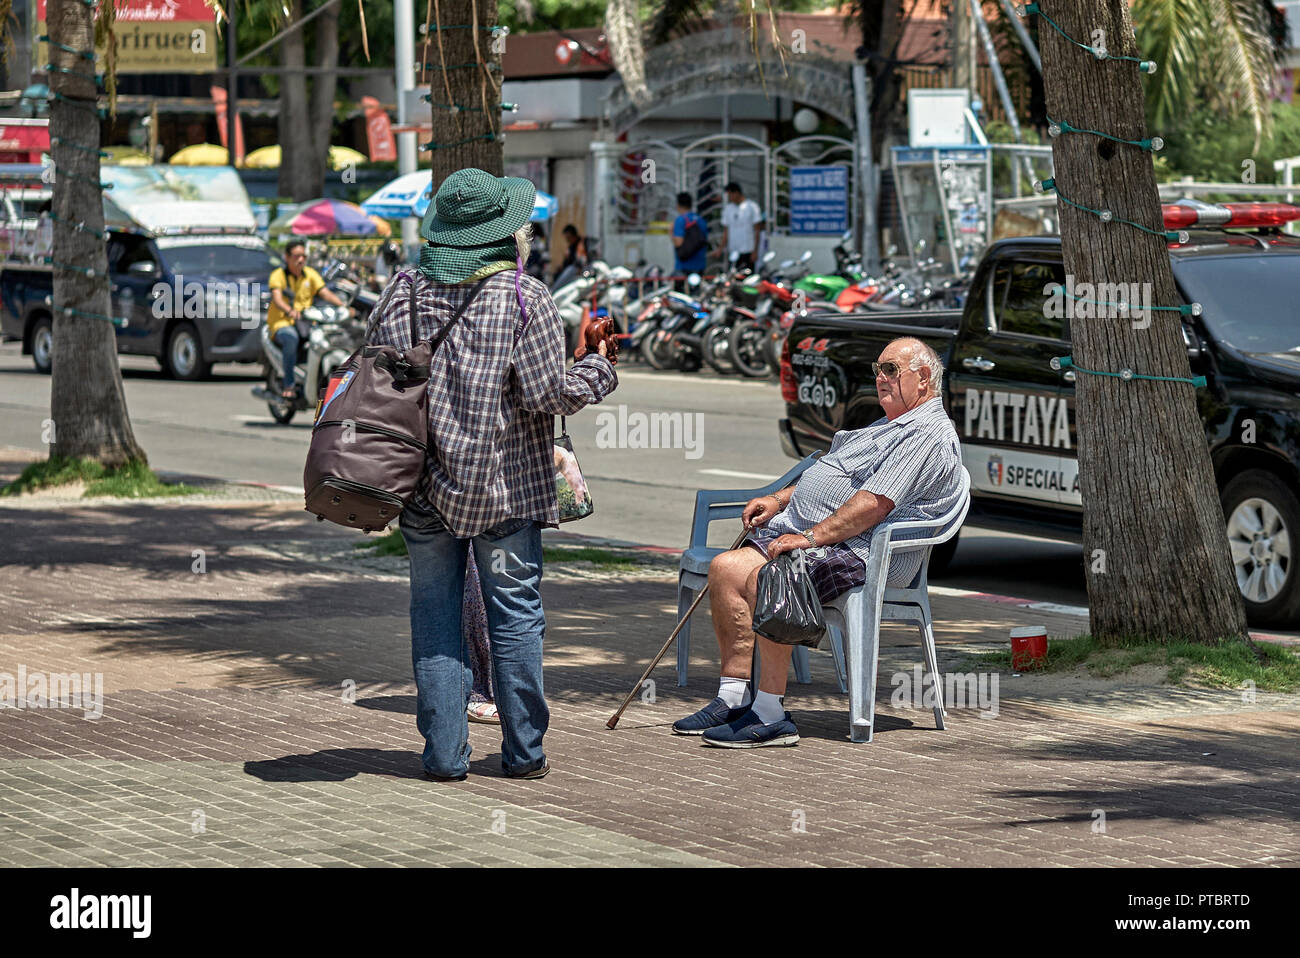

{"left": 778, "top": 203, "right": 1300, "bottom": 626}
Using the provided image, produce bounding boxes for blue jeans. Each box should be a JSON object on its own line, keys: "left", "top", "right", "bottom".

{"left": 272, "top": 327, "right": 299, "bottom": 391}
{"left": 400, "top": 506, "right": 548, "bottom": 778}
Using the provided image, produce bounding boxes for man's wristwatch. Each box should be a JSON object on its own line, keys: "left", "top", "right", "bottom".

{"left": 801, "top": 529, "right": 817, "bottom": 548}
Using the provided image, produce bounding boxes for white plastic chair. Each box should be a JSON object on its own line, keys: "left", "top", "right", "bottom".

{"left": 676, "top": 453, "right": 822, "bottom": 687}
{"left": 822, "top": 466, "right": 971, "bottom": 743}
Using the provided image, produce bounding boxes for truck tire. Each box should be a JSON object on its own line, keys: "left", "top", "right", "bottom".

{"left": 163, "top": 321, "right": 212, "bottom": 381}
{"left": 1221, "top": 469, "right": 1300, "bottom": 627}
{"left": 30, "top": 316, "right": 53, "bottom": 374}
{"left": 927, "top": 532, "right": 960, "bottom": 577}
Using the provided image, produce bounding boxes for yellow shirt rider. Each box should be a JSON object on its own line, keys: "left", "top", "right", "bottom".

{"left": 267, "top": 239, "right": 349, "bottom": 398}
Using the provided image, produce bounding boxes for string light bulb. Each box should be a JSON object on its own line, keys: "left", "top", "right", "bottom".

{"left": 1034, "top": 177, "right": 1055, "bottom": 194}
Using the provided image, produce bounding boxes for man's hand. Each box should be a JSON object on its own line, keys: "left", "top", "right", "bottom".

{"left": 742, "top": 495, "right": 781, "bottom": 528}
{"left": 766, "top": 533, "right": 811, "bottom": 560}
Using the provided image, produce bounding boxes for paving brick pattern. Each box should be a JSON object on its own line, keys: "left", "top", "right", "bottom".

{"left": 1, "top": 496, "right": 1298, "bottom": 867}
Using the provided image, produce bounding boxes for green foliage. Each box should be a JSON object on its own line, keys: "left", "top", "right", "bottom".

{"left": 963, "top": 634, "right": 1300, "bottom": 692}
{"left": 1134, "top": 0, "right": 1283, "bottom": 151}
{"left": 2, "top": 457, "right": 198, "bottom": 498}
{"left": 1157, "top": 100, "right": 1300, "bottom": 183}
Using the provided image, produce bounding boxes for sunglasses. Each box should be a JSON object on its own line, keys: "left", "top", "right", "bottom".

{"left": 872, "top": 360, "right": 907, "bottom": 379}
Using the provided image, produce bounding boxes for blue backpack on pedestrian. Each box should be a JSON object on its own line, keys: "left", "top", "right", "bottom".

{"left": 677, "top": 214, "right": 706, "bottom": 262}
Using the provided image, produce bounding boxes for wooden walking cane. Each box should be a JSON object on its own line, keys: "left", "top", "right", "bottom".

{"left": 606, "top": 524, "right": 752, "bottom": 729}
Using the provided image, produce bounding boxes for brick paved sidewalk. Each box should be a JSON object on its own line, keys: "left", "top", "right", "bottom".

{"left": 1, "top": 492, "right": 1297, "bottom": 867}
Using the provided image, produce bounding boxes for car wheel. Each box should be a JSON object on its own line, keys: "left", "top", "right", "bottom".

{"left": 1221, "top": 469, "right": 1300, "bottom": 627}
{"left": 30, "top": 316, "right": 53, "bottom": 374}
{"left": 163, "top": 321, "right": 212, "bottom": 381}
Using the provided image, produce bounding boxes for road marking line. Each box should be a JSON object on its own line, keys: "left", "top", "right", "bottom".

{"left": 698, "top": 468, "right": 781, "bottom": 481}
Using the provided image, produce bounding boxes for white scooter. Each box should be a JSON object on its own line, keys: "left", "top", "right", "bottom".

{"left": 251, "top": 303, "right": 363, "bottom": 424}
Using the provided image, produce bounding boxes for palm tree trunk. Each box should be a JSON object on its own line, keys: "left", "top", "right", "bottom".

{"left": 278, "top": 0, "right": 317, "bottom": 201}
{"left": 46, "top": 0, "right": 145, "bottom": 467}
{"left": 425, "top": 0, "right": 503, "bottom": 184}
{"left": 310, "top": 3, "right": 340, "bottom": 188}
{"left": 1039, "top": 0, "right": 1247, "bottom": 643}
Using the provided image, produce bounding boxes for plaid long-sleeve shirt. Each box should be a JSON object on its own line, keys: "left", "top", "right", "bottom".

{"left": 370, "top": 269, "right": 617, "bottom": 537}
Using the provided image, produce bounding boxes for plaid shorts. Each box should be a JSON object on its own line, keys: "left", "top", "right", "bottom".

{"left": 744, "top": 526, "right": 866, "bottom": 604}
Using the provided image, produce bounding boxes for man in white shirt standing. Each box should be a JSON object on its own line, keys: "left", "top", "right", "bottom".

{"left": 719, "top": 181, "right": 764, "bottom": 271}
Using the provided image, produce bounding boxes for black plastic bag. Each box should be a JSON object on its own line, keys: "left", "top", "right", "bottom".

{"left": 751, "top": 550, "right": 827, "bottom": 648}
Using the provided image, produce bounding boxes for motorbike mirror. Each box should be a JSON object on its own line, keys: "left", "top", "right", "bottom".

{"left": 842, "top": 229, "right": 853, "bottom": 242}
{"left": 799, "top": 250, "right": 812, "bottom": 262}
{"left": 687, "top": 272, "right": 701, "bottom": 287}
{"left": 762, "top": 250, "right": 776, "bottom": 263}
{"left": 885, "top": 244, "right": 898, "bottom": 257}
{"left": 779, "top": 259, "right": 795, "bottom": 269}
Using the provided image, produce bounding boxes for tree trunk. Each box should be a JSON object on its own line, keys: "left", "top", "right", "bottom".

{"left": 278, "top": 0, "right": 317, "bottom": 201}
{"left": 425, "top": 0, "right": 504, "bottom": 186}
{"left": 47, "top": 0, "right": 145, "bottom": 467}
{"left": 1038, "top": 0, "right": 1247, "bottom": 643}
{"left": 310, "top": 3, "right": 340, "bottom": 189}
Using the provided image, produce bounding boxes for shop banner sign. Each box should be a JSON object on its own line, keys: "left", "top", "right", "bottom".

{"left": 789, "top": 165, "right": 848, "bottom": 235}
{"left": 37, "top": 0, "right": 217, "bottom": 74}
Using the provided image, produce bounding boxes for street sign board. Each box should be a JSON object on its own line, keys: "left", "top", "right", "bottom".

{"left": 36, "top": 0, "right": 217, "bottom": 75}
{"left": 789, "top": 165, "right": 848, "bottom": 235}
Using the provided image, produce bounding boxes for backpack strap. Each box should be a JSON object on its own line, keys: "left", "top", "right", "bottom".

{"left": 425, "top": 274, "right": 492, "bottom": 354}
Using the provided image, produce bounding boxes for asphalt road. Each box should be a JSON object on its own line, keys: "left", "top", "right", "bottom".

{"left": 0, "top": 341, "right": 1094, "bottom": 611}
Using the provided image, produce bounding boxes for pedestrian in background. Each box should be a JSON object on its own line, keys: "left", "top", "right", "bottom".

{"left": 719, "top": 181, "right": 764, "bottom": 272}
{"left": 551, "top": 223, "right": 588, "bottom": 289}
{"left": 672, "top": 192, "right": 708, "bottom": 292}
{"left": 369, "top": 169, "right": 618, "bottom": 782}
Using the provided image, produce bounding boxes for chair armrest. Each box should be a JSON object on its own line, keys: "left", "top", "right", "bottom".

{"left": 687, "top": 452, "right": 822, "bottom": 549}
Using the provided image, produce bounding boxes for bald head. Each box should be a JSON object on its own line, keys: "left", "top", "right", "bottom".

{"left": 876, "top": 337, "right": 942, "bottom": 419}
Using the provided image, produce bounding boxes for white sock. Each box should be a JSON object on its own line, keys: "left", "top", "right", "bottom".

{"left": 752, "top": 690, "right": 786, "bottom": 725}
{"left": 717, "top": 676, "right": 751, "bottom": 709}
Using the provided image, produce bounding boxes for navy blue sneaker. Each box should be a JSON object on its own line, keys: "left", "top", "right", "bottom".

{"left": 672, "top": 696, "right": 751, "bottom": 735}
{"left": 701, "top": 708, "right": 800, "bottom": 748}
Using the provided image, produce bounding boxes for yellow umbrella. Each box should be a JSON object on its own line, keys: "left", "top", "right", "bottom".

{"left": 168, "top": 143, "right": 229, "bottom": 166}
{"left": 237, "top": 145, "right": 368, "bottom": 172}
{"left": 103, "top": 146, "right": 152, "bottom": 166}
{"left": 367, "top": 215, "right": 392, "bottom": 236}
{"left": 243, "top": 145, "right": 281, "bottom": 169}
{"left": 328, "top": 146, "right": 367, "bottom": 171}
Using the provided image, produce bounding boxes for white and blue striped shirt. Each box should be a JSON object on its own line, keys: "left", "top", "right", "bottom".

{"left": 768, "top": 398, "right": 963, "bottom": 586}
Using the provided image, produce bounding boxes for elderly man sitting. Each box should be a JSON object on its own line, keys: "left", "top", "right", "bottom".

{"left": 673, "top": 336, "right": 964, "bottom": 747}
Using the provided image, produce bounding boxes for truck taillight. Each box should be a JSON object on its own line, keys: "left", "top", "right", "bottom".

{"left": 1162, "top": 200, "right": 1300, "bottom": 229}
{"left": 780, "top": 337, "right": 798, "bottom": 403}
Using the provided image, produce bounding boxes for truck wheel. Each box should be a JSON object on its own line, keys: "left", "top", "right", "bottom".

{"left": 1221, "top": 469, "right": 1300, "bottom": 627}
{"left": 927, "top": 532, "right": 960, "bottom": 577}
{"left": 163, "top": 321, "right": 212, "bottom": 381}
{"left": 30, "top": 316, "right": 53, "bottom": 374}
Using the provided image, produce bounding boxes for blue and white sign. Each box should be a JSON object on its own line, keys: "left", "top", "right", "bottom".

{"left": 789, "top": 165, "right": 848, "bottom": 235}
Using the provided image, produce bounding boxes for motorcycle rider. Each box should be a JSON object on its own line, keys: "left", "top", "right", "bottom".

{"left": 266, "top": 239, "right": 351, "bottom": 399}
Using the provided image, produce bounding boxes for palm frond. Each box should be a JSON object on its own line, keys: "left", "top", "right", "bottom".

{"left": 1208, "top": 0, "right": 1280, "bottom": 152}
{"left": 1133, "top": 0, "right": 1208, "bottom": 132}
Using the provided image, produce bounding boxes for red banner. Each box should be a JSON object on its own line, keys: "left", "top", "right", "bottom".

{"left": 210, "top": 86, "right": 245, "bottom": 165}
{"left": 361, "top": 96, "right": 396, "bottom": 163}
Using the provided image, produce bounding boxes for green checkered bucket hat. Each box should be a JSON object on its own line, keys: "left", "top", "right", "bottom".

{"left": 418, "top": 168, "right": 536, "bottom": 284}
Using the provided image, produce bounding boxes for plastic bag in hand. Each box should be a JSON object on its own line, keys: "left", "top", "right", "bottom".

{"left": 751, "top": 550, "right": 827, "bottom": 648}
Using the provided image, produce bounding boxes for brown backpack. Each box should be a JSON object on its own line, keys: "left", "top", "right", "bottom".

{"left": 302, "top": 273, "right": 488, "bottom": 532}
